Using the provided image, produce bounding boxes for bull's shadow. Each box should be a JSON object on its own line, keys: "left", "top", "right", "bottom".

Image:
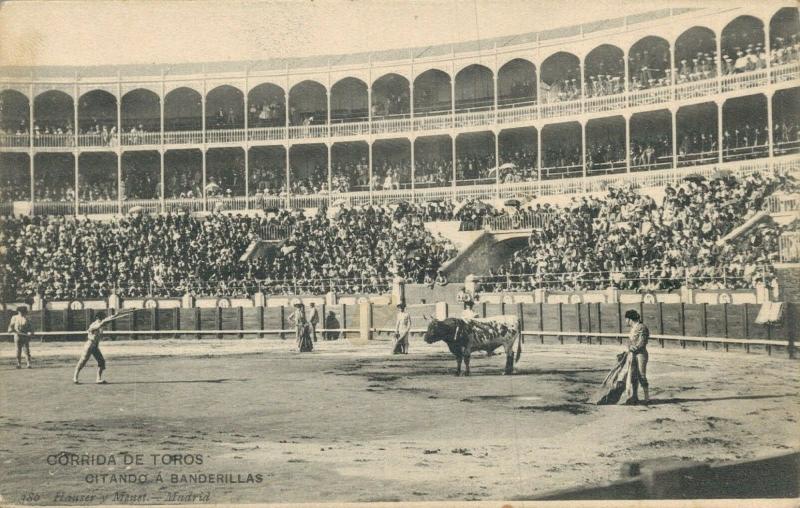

{"left": 645, "top": 394, "right": 793, "bottom": 405}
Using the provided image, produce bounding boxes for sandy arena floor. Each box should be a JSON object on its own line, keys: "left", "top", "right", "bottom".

{"left": 0, "top": 337, "right": 798, "bottom": 505}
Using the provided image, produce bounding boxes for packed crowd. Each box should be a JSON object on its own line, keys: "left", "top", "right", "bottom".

{"left": 675, "top": 52, "right": 717, "bottom": 83}
{"left": 0, "top": 204, "right": 458, "bottom": 301}
{"left": 479, "top": 171, "right": 795, "bottom": 293}
{"left": 678, "top": 128, "right": 718, "bottom": 165}
{"left": 249, "top": 101, "right": 285, "bottom": 128}
{"left": 629, "top": 47, "right": 671, "bottom": 90}
{"left": 584, "top": 74, "right": 624, "bottom": 97}
{"left": 630, "top": 133, "right": 672, "bottom": 169}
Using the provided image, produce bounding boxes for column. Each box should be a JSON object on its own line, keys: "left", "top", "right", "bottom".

{"left": 74, "top": 154, "right": 79, "bottom": 215}
{"left": 671, "top": 108, "right": 678, "bottom": 169}
{"left": 73, "top": 83, "right": 79, "bottom": 216}
{"left": 717, "top": 101, "right": 723, "bottom": 164}
{"left": 368, "top": 140, "right": 373, "bottom": 204}
{"left": 159, "top": 150, "right": 165, "bottom": 212}
{"left": 367, "top": 84, "right": 372, "bottom": 129}
{"left": 410, "top": 136, "right": 416, "bottom": 195}
{"left": 326, "top": 90, "right": 331, "bottom": 136}
{"left": 451, "top": 76, "right": 456, "bottom": 127}
{"left": 579, "top": 56, "right": 585, "bottom": 111}
{"left": 29, "top": 84, "right": 34, "bottom": 206}
{"left": 202, "top": 79, "right": 207, "bottom": 211}
{"left": 160, "top": 77, "right": 166, "bottom": 212}
{"left": 494, "top": 130, "right": 500, "bottom": 197}
{"left": 767, "top": 93, "right": 774, "bottom": 157}
{"left": 625, "top": 114, "right": 631, "bottom": 173}
{"left": 537, "top": 125, "right": 542, "bottom": 181}
{"left": 581, "top": 121, "right": 587, "bottom": 178}
{"left": 117, "top": 151, "right": 122, "bottom": 214}
{"left": 244, "top": 78, "right": 250, "bottom": 210}
{"left": 451, "top": 134, "right": 457, "bottom": 193}
{"left": 624, "top": 50, "right": 629, "bottom": 93}
{"left": 716, "top": 34, "right": 723, "bottom": 93}
{"left": 284, "top": 143, "right": 290, "bottom": 208}
{"left": 116, "top": 80, "right": 124, "bottom": 213}
{"left": 202, "top": 148, "right": 207, "bottom": 211}
{"left": 670, "top": 44, "right": 676, "bottom": 101}
{"left": 326, "top": 142, "right": 332, "bottom": 200}
{"left": 244, "top": 147, "right": 250, "bottom": 209}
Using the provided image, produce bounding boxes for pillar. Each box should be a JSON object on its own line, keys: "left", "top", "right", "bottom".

{"left": 159, "top": 150, "right": 165, "bottom": 211}
{"left": 73, "top": 82, "right": 79, "bottom": 216}
{"left": 327, "top": 142, "right": 332, "bottom": 197}
{"left": 116, "top": 151, "right": 123, "bottom": 213}
{"left": 29, "top": 84, "right": 34, "bottom": 205}
{"left": 717, "top": 101, "right": 723, "bottom": 164}
{"left": 494, "top": 129, "right": 500, "bottom": 196}
{"left": 244, "top": 147, "right": 250, "bottom": 208}
{"left": 285, "top": 143, "right": 291, "bottom": 208}
{"left": 537, "top": 125, "right": 543, "bottom": 180}
{"left": 716, "top": 34, "right": 723, "bottom": 93}
{"left": 625, "top": 115, "right": 631, "bottom": 172}
{"left": 767, "top": 93, "right": 774, "bottom": 157}
{"left": 624, "top": 50, "right": 629, "bottom": 93}
{"left": 671, "top": 108, "right": 678, "bottom": 169}
{"left": 201, "top": 148, "right": 207, "bottom": 211}
{"left": 451, "top": 135, "right": 457, "bottom": 192}
{"left": 581, "top": 121, "right": 587, "bottom": 178}
{"left": 410, "top": 137, "right": 416, "bottom": 195}
{"left": 368, "top": 140, "right": 373, "bottom": 203}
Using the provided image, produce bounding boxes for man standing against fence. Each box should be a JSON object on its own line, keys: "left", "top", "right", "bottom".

{"left": 308, "top": 302, "right": 319, "bottom": 342}
{"left": 393, "top": 303, "right": 411, "bottom": 354}
{"left": 8, "top": 306, "right": 34, "bottom": 369}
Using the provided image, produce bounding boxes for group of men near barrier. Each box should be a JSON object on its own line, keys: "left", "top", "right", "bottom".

{"left": 7, "top": 299, "right": 651, "bottom": 404}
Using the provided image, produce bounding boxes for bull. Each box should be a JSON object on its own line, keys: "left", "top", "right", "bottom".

{"left": 423, "top": 316, "right": 522, "bottom": 376}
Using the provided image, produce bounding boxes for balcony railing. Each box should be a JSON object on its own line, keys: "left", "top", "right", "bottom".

{"left": 121, "top": 131, "right": 161, "bottom": 146}
{"left": 5, "top": 65, "right": 796, "bottom": 151}
{"left": 0, "top": 133, "right": 30, "bottom": 147}
{"left": 164, "top": 130, "right": 203, "bottom": 144}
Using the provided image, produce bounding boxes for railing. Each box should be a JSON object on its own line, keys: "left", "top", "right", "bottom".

{"left": 721, "top": 69, "right": 769, "bottom": 92}
{"left": 540, "top": 99, "right": 582, "bottom": 119}
{"left": 121, "top": 131, "right": 161, "bottom": 146}
{"left": 78, "top": 133, "right": 118, "bottom": 147}
{"left": 249, "top": 194, "right": 286, "bottom": 210}
{"left": 206, "top": 128, "right": 246, "bottom": 143}
{"left": 483, "top": 212, "right": 554, "bottom": 231}
{"left": 675, "top": 78, "right": 716, "bottom": 100}
{"left": 774, "top": 139, "right": 800, "bottom": 156}
{"left": 628, "top": 85, "right": 671, "bottom": 107}
{"left": 164, "top": 130, "right": 203, "bottom": 144}
{"left": 32, "top": 200, "right": 75, "bottom": 215}
{"left": 121, "top": 199, "right": 160, "bottom": 215}
{"left": 372, "top": 117, "right": 412, "bottom": 135}
{"left": 331, "top": 121, "right": 370, "bottom": 137}
{"left": 248, "top": 126, "right": 287, "bottom": 142}
{"left": 771, "top": 61, "right": 800, "bottom": 84}
{"left": 288, "top": 193, "right": 329, "bottom": 209}
{"left": 584, "top": 92, "right": 627, "bottom": 114}
{"left": 208, "top": 195, "right": 248, "bottom": 211}
{"left": 0, "top": 133, "right": 30, "bottom": 147}
{"left": 33, "top": 134, "right": 74, "bottom": 148}
{"left": 473, "top": 268, "right": 767, "bottom": 292}
{"left": 779, "top": 232, "right": 800, "bottom": 264}
{"left": 164, "top": 197, "right": 205, "bottom": 213}
{"left": 288, "top": 124, "right": 328, "bottom": 139}
{"left": 78, "top": 199, "right": 119, "bottom": 215}
{"left": 413, "top": 113, "right": 452, "bottom": 132}
{"left": 259, "top": 224, "right": 293, "bottom": 240}
{"left": 767, "top": 192, "right": 800, "bottom": 214}
{"left": 453, "top": 110, "right": 494, "bottom": 128}
{"left": 496, "top": 104, "right": 537, "bottom": 125}
{"left": 723, "top": 144, "right": 770, "bottom": 162}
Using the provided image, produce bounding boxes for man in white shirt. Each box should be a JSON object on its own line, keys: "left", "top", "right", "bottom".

{"left": 393, "top": 303, "right": 411, "bottom": 354}
{"left": 8, "top": 306, "right": 34, "bottom": 369}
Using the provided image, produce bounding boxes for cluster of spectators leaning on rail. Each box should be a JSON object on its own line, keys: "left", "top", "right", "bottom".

{"left": 0, "top": 169, "right": 795, "bottom": 303}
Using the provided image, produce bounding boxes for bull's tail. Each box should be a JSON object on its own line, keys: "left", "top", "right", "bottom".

{"left": 515, "top": 332, "right": 522, "bottom": 363}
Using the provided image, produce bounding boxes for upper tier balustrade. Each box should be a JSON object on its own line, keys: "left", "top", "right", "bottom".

{"left": 3, "top": 62, "right": 797, "bottom": 150}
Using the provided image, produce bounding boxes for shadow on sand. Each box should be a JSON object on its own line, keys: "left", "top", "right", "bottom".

{"left": 645, "top": 394, "right": 792, "bottom": 405}
{"left": 109, "top": 378, "right": 249, "bottom": 385}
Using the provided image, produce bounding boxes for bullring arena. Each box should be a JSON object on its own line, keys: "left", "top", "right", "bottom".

{"left": 1, "top": 1, "right": 799, "bottom": 505}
